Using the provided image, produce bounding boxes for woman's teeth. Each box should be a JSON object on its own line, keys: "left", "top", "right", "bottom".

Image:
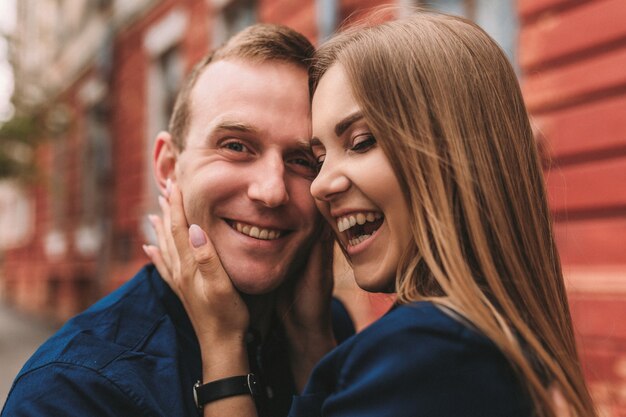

{"left": 335, "top": 212, "right": 384, "bottom": 246}
{"left": 336, "top": 212, "right": 382, "bottom": 232}
{"left": 233, "top": 222, "right": 282, "bottom": 240}
{"left": 349, "top": 234, "right": 372, "bottom": 246}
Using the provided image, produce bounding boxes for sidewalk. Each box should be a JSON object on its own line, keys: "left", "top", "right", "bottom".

{"left": 0, "top": 301, "right": 57, "bottom": 408}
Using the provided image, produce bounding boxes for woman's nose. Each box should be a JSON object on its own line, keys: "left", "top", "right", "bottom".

{"left": 310, "top": 158, "right": 350, "bottom": 202}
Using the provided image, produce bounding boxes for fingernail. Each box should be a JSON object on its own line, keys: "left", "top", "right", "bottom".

{"left": 147, "top": 214, "right": 157, "bottom": 225}
{"left": 189, "top": 224, "right": 207, "bottom": 248}
{"left": 158, "top": 195, "right": 166, "bottom": 207}
{"left": 142, "top": 244, "right": 150, "bottom": 257}
{"left": 165, "top": 178, "right": 172, "bottom": 198}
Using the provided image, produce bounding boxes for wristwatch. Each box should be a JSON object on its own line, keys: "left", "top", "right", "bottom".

{"left": 193, "top": 373, "right": 259, "bottom": 409}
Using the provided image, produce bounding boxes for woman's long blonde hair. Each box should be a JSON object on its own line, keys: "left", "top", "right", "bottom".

{"left": 311, "top": 11, "right": 596, "bottom": 417}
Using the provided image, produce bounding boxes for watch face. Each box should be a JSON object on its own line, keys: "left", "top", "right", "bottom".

{"left": 193, "top": 381, "right": 201, "bottom": 409}
{"left": 247, "top": 373, "right": 259, "bottom": 396}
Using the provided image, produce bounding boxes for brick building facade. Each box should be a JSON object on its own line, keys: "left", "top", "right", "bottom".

{"left": 1, "top": 0, "right": 625, "bottom": 414}
{"left": 518, "top": 1, "right": 626, "bottom": 414}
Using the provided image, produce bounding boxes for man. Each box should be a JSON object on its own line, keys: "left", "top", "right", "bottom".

{"left": 1, "top": 24, "right": 353, "bottom": 417}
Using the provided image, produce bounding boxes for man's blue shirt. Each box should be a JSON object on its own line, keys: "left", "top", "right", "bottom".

{"left": 2, "top": 264, "right": 354, "bottom": 417}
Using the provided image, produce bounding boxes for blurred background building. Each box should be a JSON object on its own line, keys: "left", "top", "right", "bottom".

{"left": 0, "top": 0, "right": 624, "bottom": 414}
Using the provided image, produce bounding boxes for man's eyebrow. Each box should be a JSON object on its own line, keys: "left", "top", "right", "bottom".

{"left": 289, "top": 138, "right": 315, "bottom": 156}
{"left": 295, "top": 138, "right": 313, "bottom": 151}
{"left": 335, "top": 112, "right": 364, "bottom": 137}
{"left": 212, "top": 121, "right": 259, "bottom": 135}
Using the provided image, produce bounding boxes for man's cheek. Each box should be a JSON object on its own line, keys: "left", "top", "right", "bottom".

{"left": 180, "top": 191, "right": 203, "bottom": 226}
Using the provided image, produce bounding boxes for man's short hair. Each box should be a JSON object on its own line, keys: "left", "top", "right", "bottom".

{"left": 168, "top": 23, "right": 315, "bottom": 150}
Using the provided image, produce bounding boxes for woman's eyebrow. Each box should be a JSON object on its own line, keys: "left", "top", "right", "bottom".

{"left": 309, "top": 137, "right": 323, "bottom": 148}
{"left": 309, "top": 112, "right": 364, "bottom": 148}
{"left": 335, "top": 112, "right": 364, "bottom": 137}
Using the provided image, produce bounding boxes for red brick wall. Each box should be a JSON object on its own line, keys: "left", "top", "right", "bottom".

{"left": 258, "top": 0, "right": 317, "bottom": 40}
{"left": 106, "top": 0, "right": 212, "bottom": 290}
{"left": 2, "top": 70, "right": 101, "bottom": 320}
{"left": 109, "top": 2, "right": 167, "bottom": 290}
{"left": 520, "top": 0, "right": 626, "bottom": 414}
{"left": 1, "top": 0, "right": 216, "bottom": 319}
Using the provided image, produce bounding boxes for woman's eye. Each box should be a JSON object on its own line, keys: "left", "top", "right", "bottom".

{"left": 351, "top": 134, "right": 376, "bottom": 153}
{"left": 315, "top": 155, "right": 326, "bottom": 172}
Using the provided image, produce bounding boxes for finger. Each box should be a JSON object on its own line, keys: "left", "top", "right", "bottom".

{"left": 318, "top": 222, "right": 336, "bottom": 268}
{"left": 142, "top": 244, "right": 179, "bottom": 294}
{"left": 308, "top": 238, "right": 334, "bottom": 295}
{"left": 188, "top": 224, "right": 234, "bottom": 294}
{"left": 142, "top": 244, "right": 168, "bottom": 277}
{"left": 319, "top": 221, "right": 335, "bottom": 244}
{"left": 148, "top": 214, "right": 173, "bottom": 271}
{"left": 167, "top": 183, "right": 194, "bottom": 267}
{"left": 159, "top": 194, "right": 183, "bottom": 273}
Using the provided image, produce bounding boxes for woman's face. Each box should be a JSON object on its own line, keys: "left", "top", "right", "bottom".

{"left": 310, "top": 64, "right": 412, "bottom": 292}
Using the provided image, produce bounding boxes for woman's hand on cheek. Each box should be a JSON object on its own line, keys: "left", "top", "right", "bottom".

{"left": 143, "top": 182, "right": 249, "bottom": 344}
{"left": 145, "top": 183, "right": 254, "bottom": 416}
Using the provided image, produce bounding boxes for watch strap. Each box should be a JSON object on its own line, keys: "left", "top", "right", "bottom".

{"left": 193, "top": 373, "right": 258, "bottom": 409}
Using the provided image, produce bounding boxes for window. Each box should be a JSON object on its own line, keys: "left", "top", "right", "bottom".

{"left": 212, "top": 0, "right": 256, "bottom": 48}
{"left": 416, "top": 0, "right": 518, "bottom": 66}
{"left": 44, "top": 119, "right": 69, "bottom": 260}
{"left": 75, "top": 75, "right": 111, "bottom": 258}
{"left": 81, "top": 105, "right": 111, "bottom": 225}
{"left": 424, "top": 0, "right": 467, "bottom": 16}
{"left": 143, "top": 9, "right": 186, "bottom": 242}
{"left": 317, "top": 0, "right": 338, "bottom": 42}
{"left": 155, "top": 46, "right": 183, "bottom": 133}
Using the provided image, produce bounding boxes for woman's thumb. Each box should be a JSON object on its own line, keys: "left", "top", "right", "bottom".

{"left": 189, "top": 224, "right": 207, "bottom": 248}
{"left": 188, "top": 224, "right": 222, "bottom": 277}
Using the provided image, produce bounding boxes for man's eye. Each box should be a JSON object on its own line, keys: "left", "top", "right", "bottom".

{"left": 351, "top": 135, "right": 376, "bottom": 153}
{"left": 224, "top": 141, "right": 248, "bottom": 152}
{"left": 292, "top": 157, "right": 316, "bottom": 168}
{"left": 288, "top": 155, "right": 319, "bottom": 179}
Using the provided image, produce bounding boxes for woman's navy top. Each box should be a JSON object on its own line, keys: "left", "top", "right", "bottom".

{"left": 289, "top": 301, "right": 533, "bottom": 417}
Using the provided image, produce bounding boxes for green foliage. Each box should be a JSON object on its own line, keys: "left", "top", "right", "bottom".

{"left": 0, "top": 115, "right": 40, "bottom": 142}
{"left": 0, "top": 114, "right": 43, "bottom": 181}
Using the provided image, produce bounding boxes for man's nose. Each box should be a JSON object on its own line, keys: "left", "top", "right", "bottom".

{"left": 310, "top": 158, "right": 350, "bottom": 202}
{"left": 247, "top": 155, "right": 289, "bottom": 208}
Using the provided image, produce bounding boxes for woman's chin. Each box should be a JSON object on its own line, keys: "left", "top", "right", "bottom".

{"left": 354, "top": 272, "right": 395, "bottom": 293}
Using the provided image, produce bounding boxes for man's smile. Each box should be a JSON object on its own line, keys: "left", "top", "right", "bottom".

{"left": 226, "top": 219, "right": 285, "bottom": 240}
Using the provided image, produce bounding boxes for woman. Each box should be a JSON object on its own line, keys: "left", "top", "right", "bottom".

{"left": 146, "top": 11, "right": 596, "bottom": 417}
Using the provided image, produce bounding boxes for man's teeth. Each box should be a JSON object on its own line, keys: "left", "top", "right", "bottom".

{"left": 336, "top": 212, "right": 382, "bottom": 233}
{"left": 234, "top": 222, "right": 281, "bottom": 240}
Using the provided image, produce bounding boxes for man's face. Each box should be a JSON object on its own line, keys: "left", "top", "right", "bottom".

{"left": 174, "top": 59, "right": 319, "bottom": 294}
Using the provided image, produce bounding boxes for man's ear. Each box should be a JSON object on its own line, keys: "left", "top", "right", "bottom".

{"left": 153, "top": 131, "right": 178, "bottom": 195}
